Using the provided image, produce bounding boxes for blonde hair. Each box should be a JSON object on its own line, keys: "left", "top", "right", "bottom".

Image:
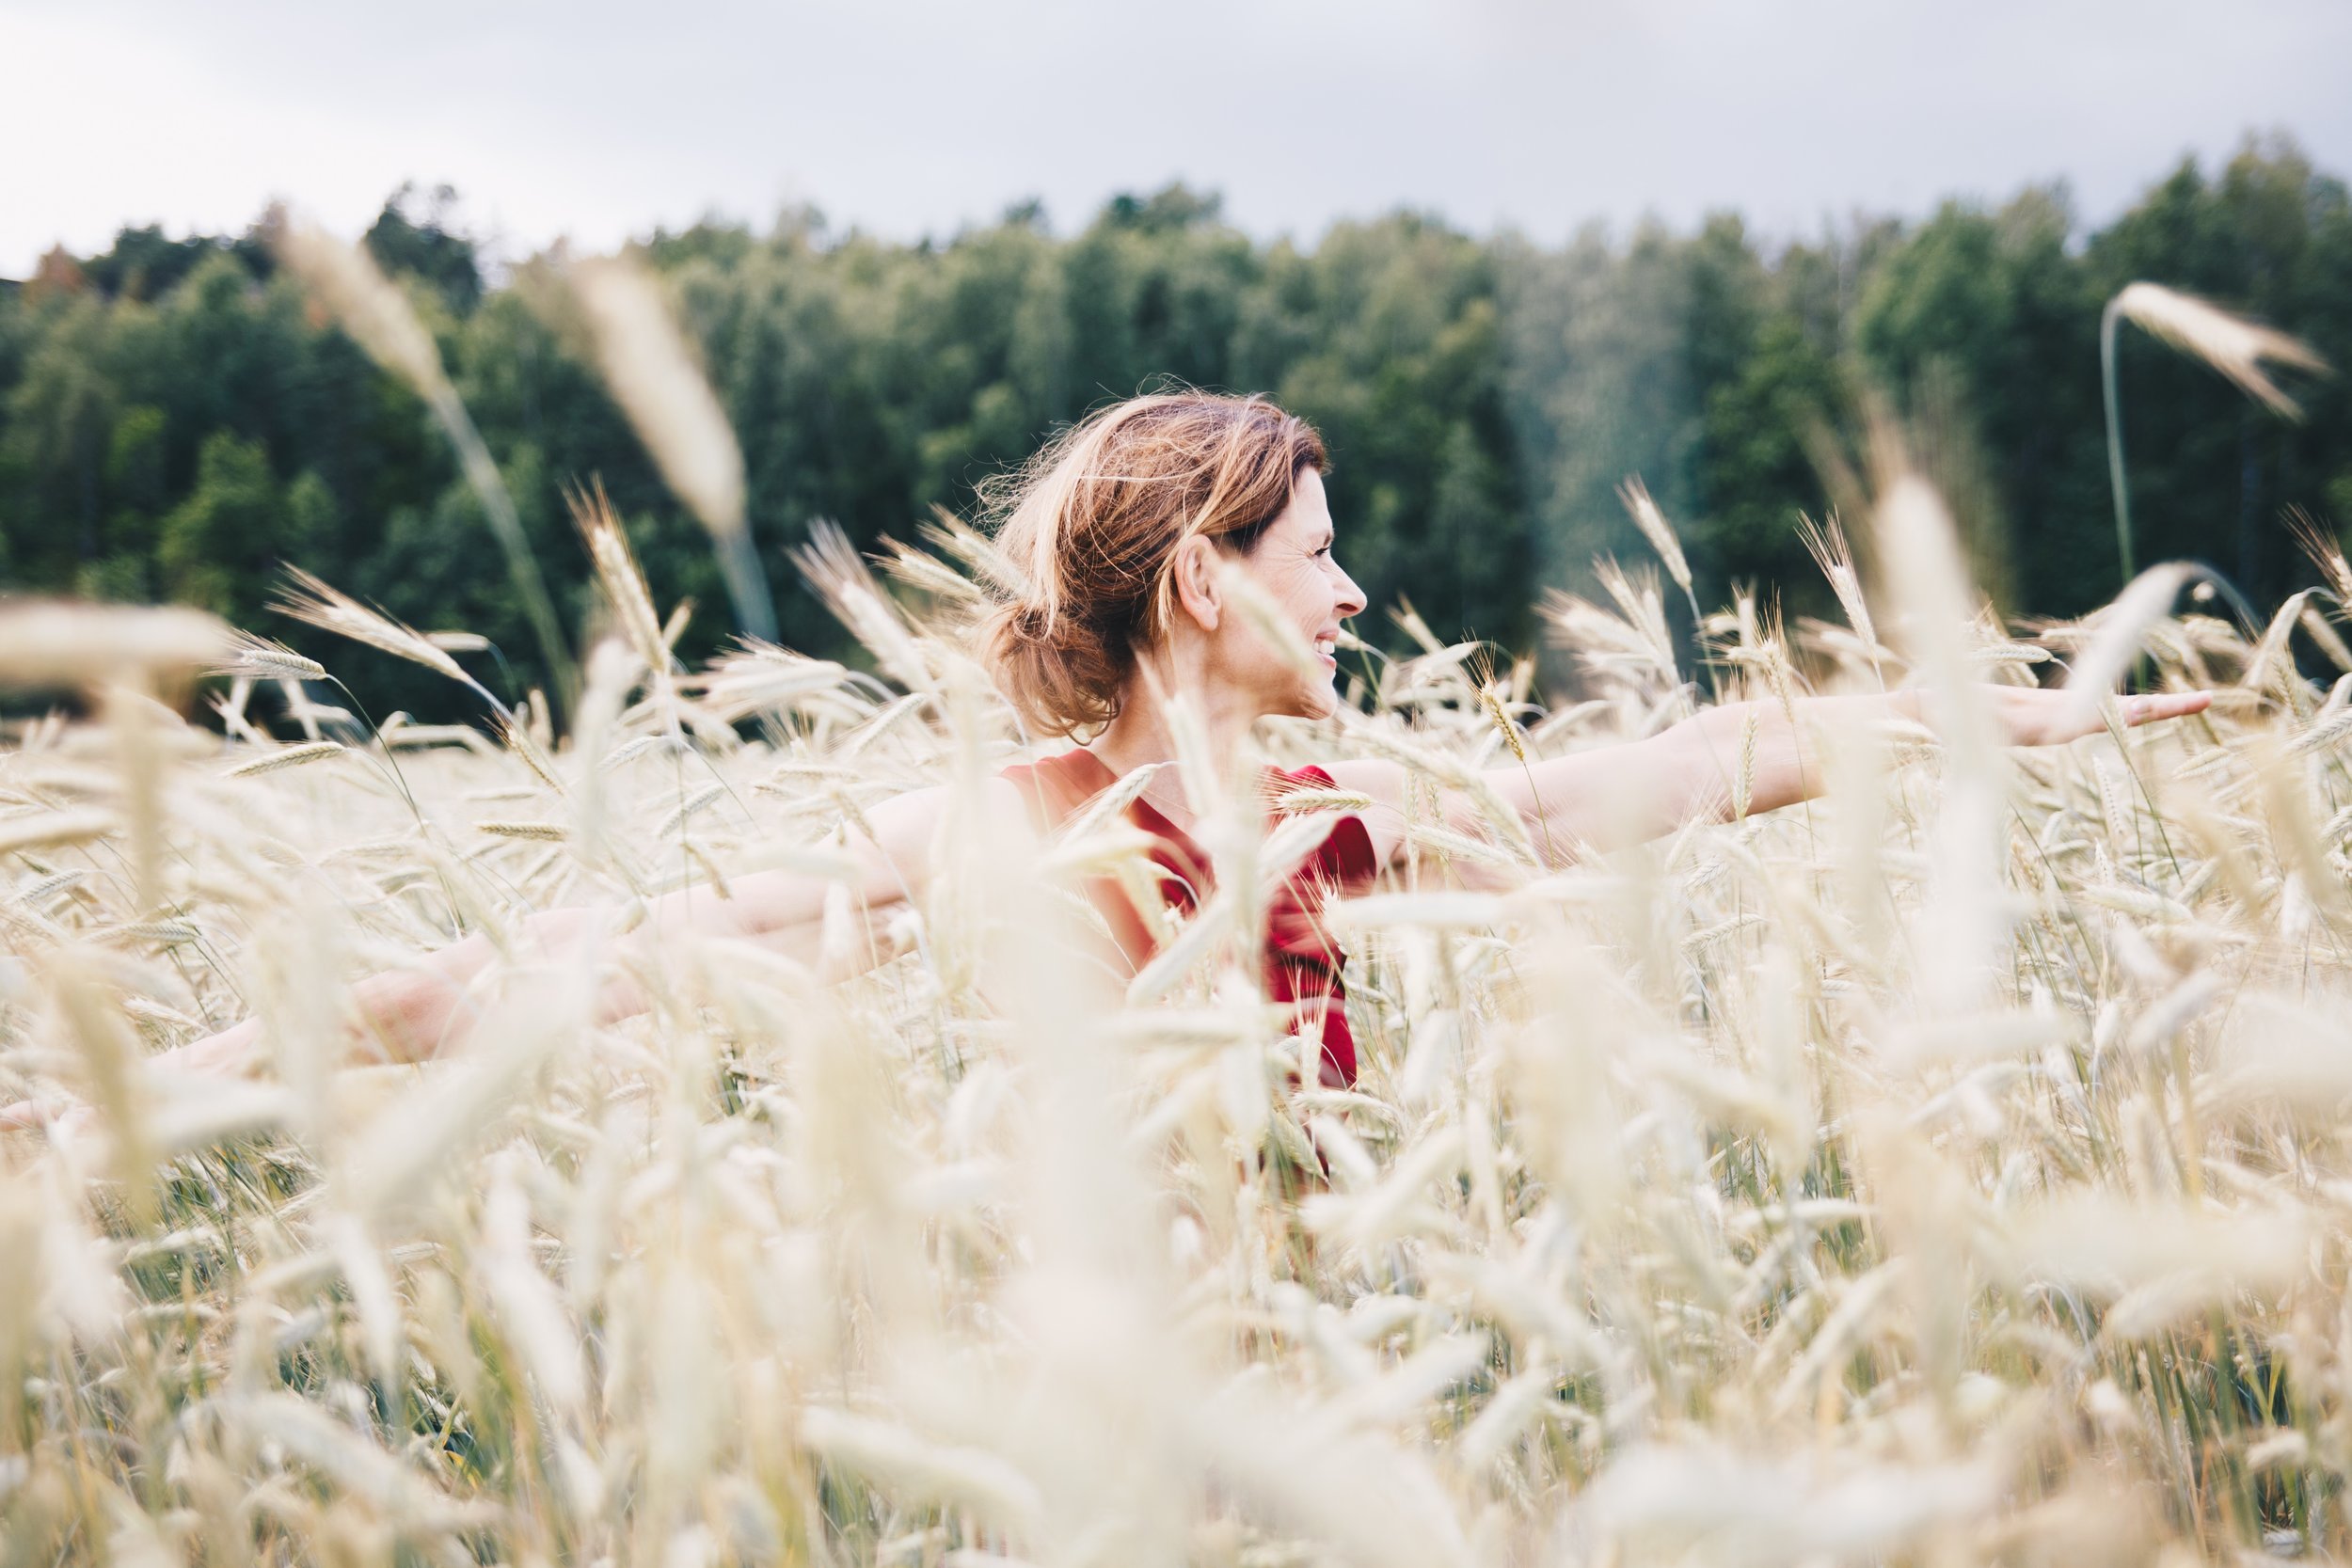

{"left": 978, "top": 391, "right": 1328, "bottom": 737}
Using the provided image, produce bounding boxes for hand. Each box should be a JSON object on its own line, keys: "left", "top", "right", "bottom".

{"left": 2, "top": 1020, "right": 259, "bottom": 1146}
{"left": 1983, "top": 686, "right": 2214, "bottom": 748}
{"left": 0, "top": 1091, "right": 98, "bottom": 1143}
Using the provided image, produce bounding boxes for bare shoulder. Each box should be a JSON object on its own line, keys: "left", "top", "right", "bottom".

{"left": 864, "top": 776, "right": 1035, "bottom": 844}
{"left": 834, "top": 776, "right": 1041, "bottom": 896}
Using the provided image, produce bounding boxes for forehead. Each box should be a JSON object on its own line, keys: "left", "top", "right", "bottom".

{"left": 1268, "top": 468, "right": 1332, "bottom": 536}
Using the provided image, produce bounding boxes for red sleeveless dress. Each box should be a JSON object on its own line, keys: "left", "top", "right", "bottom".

{"left": 999, "top": 747, "right": 1380, "bottom": 1087}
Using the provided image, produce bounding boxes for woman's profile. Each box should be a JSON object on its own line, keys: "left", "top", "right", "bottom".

{"left": 3, "top": 389, "right": 2210, "bottom": 1129}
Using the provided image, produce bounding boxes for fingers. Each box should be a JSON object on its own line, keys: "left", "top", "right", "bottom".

{"left": 1, "top": 1100, "right": 104, "bottom": 1150}
{"left": 2121, "top": 690, "right": 2214, "bottom": 726}
{"left": 0, "top": 1096, "right": 79, "bottom": 1134}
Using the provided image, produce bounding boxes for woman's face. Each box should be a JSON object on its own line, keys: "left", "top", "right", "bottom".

{"left": 1223, "top": 467, "right": 1367, "bottom": 720}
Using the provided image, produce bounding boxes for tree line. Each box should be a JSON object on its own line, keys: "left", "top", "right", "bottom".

{"left": 1, "top": 142, "right": 2345, "bottom": 719}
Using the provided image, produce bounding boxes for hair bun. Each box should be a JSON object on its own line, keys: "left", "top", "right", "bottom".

{"left": 981, "top": 597, "right": 1121, "bottom": 738}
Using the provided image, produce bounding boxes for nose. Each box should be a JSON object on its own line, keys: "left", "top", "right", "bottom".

{"left": 1333, "top": 562, "right": 1367, "bottom": 621}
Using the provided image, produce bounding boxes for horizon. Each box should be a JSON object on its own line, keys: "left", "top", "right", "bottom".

{"left": 6, "top": 0, "right": 2347, "bottom": 277}
{"left": 9, "top": 132, "right": 2329, "bottom": 288}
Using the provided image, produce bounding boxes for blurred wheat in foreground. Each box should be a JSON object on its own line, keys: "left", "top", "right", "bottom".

{"left": 6, "top": 482, "right": 2352, "bottom": 1567}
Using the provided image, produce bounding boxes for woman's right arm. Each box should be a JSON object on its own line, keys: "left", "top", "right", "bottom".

{"left": 4, "top": 778, "right": 1019, "bottom": 1127}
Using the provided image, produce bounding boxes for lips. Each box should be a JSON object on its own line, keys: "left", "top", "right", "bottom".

{"left": 1312, "top": 632, "right": 1338, "bottom": 667}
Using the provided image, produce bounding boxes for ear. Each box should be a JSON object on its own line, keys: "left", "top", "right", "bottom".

{"left": 1169, "top": 535, "right": 1223, "bottom": 633}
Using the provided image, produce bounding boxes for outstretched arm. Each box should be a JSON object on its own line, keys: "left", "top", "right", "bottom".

{"left": 3, "top": 779, "right": 1008, "bottom": 1131}
{"left": 1330, "top": 686, "right": 2212, "bottom": 868}
{"left": 1550, "top": 687, "right": 2213, "bottom": 851}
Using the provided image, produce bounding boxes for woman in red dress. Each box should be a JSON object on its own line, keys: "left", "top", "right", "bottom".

{"left": 4, "top": 392, "right": 2209, "bottom": 1120}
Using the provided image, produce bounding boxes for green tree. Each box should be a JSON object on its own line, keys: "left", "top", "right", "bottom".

{"left": 1697, "top": 312, "right": 1847, "bottom": 590}
{"left": 7, "top": 151, "right": 2352, "bottom": 724}
{"left": 364, "top": 183, "right": 483, "bottom": 314}
{"left": 2089, "top": 141, "right": 2351, "bottom": 605}
{"left": 157, "top": 432, "right": 318, "bottom": 622}
{"left": 1856, "top": 187, "right": 2097, "bottom": 608}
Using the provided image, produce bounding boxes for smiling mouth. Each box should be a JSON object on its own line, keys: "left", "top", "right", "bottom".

{"left": 1312, "top": 634, "right": 1338, "bottom": 667}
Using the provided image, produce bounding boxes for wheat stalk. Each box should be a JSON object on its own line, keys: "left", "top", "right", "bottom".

{"left": 1618, "top": 476, "right": 1698, "bottom": 619}
{"left": 214, "top": 633, "right": 328, "bottom": 683}
{"left": 0, "top": 808, "right": 116, "bottom": 856}
{"left": 2104, "top": 280, "right": 2330, "bottom": 584}
{"left": 1796, "top": 512, "right": 1878, "bottom": 658}
{"left": 567, "top": 482, "right": 673, "bottom": 681}
{"left": 1731, "top": 710, "right": 1759, "bottom": 821}
{"left": 275, "top": 567, "right": 511, "bottom": 720}
{"left": 225, "top": 741, "right": 348, "bottom": 778}
{"left": 571, "top": 257, "right": 776, "bottom": 641}
{"left": 275, "top": 214, "right": 575, "bottom": 708}
{"left": 0, "top": 601, "right": 228, "bottom": 689}
{"left": 2112, "top": 281, "right": 2328, "bottom": 417}
{"left": 474, "top": 819, "right": 569, "bottom": 841}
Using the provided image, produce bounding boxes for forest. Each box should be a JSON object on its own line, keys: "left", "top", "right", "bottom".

{"left": 1, "top": 137, "right": 2344, "bottom": 717}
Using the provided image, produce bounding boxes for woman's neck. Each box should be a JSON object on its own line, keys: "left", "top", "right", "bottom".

{"left": 1085, "top": 652, "right": 1259, "bottom": 796}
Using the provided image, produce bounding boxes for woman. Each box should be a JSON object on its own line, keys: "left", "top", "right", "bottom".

{"left": 5, "top": 391, "right": 2208, "bottom": 1123}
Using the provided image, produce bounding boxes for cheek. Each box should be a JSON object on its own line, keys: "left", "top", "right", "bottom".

{"left": 1270, "top": 562, "right": 1330, "bottom": 620}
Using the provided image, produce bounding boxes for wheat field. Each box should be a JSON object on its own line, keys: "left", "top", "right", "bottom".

{"left": 7, "top": 496, "right": 2352, "bottom": 1567}
{"left": 7, "top": 230, "right": 2352, "bottom": 1564}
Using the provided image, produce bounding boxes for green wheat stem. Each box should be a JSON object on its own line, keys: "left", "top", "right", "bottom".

{"left": 2103, "top": 293, "right": 2137, "bottom": 588}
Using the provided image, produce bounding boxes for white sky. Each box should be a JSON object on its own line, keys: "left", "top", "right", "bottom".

{"left": 3, "top": 0, "right": 2347, "bottom": 277}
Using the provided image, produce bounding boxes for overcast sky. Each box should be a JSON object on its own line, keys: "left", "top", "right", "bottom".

{"left": 4, "top": 0, "right": 2346, "bottom": 278}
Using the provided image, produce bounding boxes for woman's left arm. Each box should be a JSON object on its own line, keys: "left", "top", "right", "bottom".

{"left": 1488, "top": 686, "right": 2214, "bottom": 859}
{"left": 1330, "top": 687, "right": 2214, "bottom": 869}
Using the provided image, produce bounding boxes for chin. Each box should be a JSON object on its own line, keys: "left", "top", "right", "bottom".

{"left": 1290, "top": 680, "right": 1341, "bottom": 721}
